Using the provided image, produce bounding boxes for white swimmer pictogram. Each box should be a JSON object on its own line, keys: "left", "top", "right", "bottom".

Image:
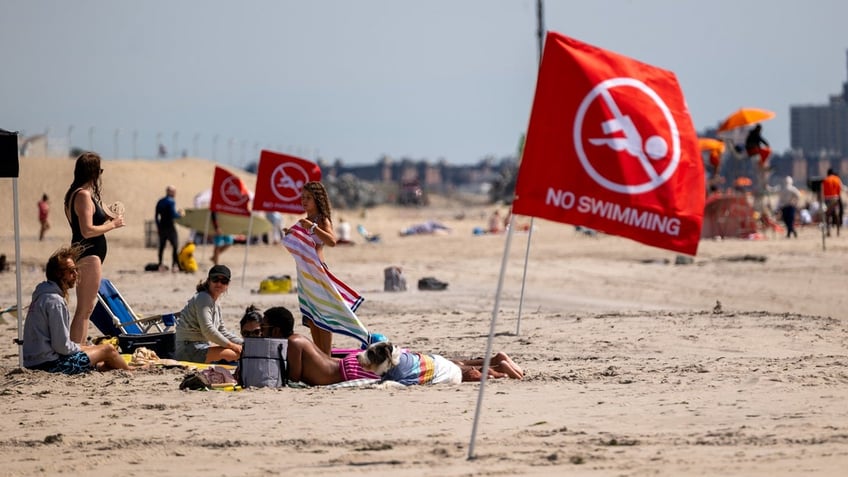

{"left": 574, "top": 77, "right": 680, "bottom": 194}
{"left": 270, "top": 162, "right": 309, "bottom": 202}
{"left": 220, "top": 177, "right": 249, "bottom": 206}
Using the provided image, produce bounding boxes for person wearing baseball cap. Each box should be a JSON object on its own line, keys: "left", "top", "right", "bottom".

{"left": 175, "top": 265, "right": 243, "bottom": 363}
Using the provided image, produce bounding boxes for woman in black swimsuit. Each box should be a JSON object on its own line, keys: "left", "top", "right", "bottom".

{"left": 63, "top": 152, "right": 125, "bottom": 344}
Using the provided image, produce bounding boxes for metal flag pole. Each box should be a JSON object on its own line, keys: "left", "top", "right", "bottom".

{"left": 515, "top": 0, "right": 545, "bottom": 336}
{"left": 819, "top": 182, "right": 827, "bottom": 252}
{"left": 0, "top": 129, "right": 24, "bottom": 367}
{"left": 468, "top": 213, "right": 517, "bottom": 459}
{"left": 468, "top": 0, "right": 545, "bottom": 459}
{"left": 13, "top": 176, "right": 23, "bottom": 367}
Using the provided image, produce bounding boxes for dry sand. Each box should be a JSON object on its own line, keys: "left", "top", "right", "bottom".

{"left": 0, "top": 156, "right": 846, "bottom": 476}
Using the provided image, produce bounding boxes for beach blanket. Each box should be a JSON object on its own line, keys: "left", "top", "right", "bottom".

{"left": 324, "top": 378, "right": 381, "bottom": 389}
{"left": 282, "top": 224, "right": 370, "bottom": 346}
{"left": 121, "top": 353, "right": 235, "bottom": 371}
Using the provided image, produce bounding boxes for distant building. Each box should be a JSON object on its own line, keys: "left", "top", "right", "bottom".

{"left": 790, "top": 50, "right": 848, "bottom": 159}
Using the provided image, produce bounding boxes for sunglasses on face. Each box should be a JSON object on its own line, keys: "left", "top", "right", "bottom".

{"left": 241, "top": 329, "right": 262, "bottom": 338}
{"left": 211, "top": 276, "right": 230, "bottom": 285}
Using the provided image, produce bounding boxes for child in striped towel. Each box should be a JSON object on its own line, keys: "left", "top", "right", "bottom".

{"left": 282, "top": 181, "right": 370, "bottom": 356}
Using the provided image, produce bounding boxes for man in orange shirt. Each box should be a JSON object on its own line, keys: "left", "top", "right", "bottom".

{"left": 823, "top": 168, "right": 843, "bottom": 236}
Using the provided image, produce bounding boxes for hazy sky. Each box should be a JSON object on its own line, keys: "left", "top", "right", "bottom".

{"left": 3, "top": 1, "right": 847, "bottom": 165}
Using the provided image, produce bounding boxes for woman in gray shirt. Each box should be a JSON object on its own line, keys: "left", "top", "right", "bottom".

{"left": 175, "top": 265, "right": 243, "bottom": 363}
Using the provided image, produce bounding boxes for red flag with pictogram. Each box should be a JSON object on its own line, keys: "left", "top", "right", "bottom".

{"left": 210, "top": 166, "right": 251, "bottom": 216}
{"left": 253, "top": 150, "right": 322, "bottom": 213}
{"left": 512, "top": 32, "right": 704, "bottom": 255}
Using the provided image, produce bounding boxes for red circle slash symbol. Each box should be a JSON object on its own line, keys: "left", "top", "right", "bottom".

{"left": 574, "top": 78, "right": 681, "bottom": 195}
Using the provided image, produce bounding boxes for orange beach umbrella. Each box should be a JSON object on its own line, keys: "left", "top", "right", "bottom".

{"left": 698, "top": 138, "right": 726, "bottom": 154}
{"left": 718, "top": 107, "right": 775, "bottom": 132}
{"left": 734, "top": 176, "right": 752, "bottom": 187}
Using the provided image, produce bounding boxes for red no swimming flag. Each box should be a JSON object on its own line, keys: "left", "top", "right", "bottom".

{"left": 512, "top": 32, "right": 704, "bottom": 255}
{"left": 210, "top": 166, "right": 251, "bottom": 217}
{"left": 253, "top": 150, "right": 322, "bottom": 213}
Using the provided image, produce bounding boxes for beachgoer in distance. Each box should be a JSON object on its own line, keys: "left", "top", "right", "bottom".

{"left": 777, "top": 176, "right": 801, "bottom": 239}
{"left": 745, "top": 124, "right": 771, "bottom": 169}
{"left": 263, "top": 211, "right": 284, "bottom": 245}
{"left": 399, "top": 220, "right": 451, "bottom": 236}
{"left": 823, "top": 168, "right": 843, "bottom": 236}
{"left": 175, "top": 265, "right": 243, "bottom": 363}
{"left": 155, "top": 185, "right": 183, "bottom": 271}
{"left": 488, "top": 209, "right": 503, "bottom": 234}
{"left": 38, "top": 193, "right": 50, "bottom": 241}
{"left": 337, "top": 216, "right": 354, "bottom": 245}
{"left": 708, "top": 148, "right": 722, "bottom": 178}
{"left": 22, "top": 244, "right": 130, "bottom": 373}
{"left": 211, "top": 212, "right": 234, "bottom": 265}
{"left": 63, "top": 152, "right": 125, "bottom": 344}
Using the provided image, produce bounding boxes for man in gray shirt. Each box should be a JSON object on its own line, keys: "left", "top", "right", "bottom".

{"left": 23, "top": 244, "right": 129, "bottom": 373}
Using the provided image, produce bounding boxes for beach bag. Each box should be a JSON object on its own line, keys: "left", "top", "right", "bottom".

{"left": 418, "top": 277, "right": 448, "bottom": 291}
{"left": 259, "top": 275, "right": 292, "bottom": 294}
{"left": 178, "top": 243, "right": 198, "bottom": 273}
{"left": 118, "top": 330, "right": 176, "bottom": 359}
{"left": 238, "top": 338, "right": 288, "bottom": 388}
{"left": 384, "top": 266, "right": 407, "bottom": 292}
{"left": 179, "top": 366, "right": 236, "bottom": 391}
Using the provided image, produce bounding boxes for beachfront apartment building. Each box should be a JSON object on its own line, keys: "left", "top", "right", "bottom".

{"left": 789, "top": 50, "right": 848, "bottom": 178}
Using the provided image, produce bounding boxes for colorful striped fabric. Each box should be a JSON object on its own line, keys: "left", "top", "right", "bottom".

{"left": 338, "top": 354, "right": 379, "bottom": 381}
{"left": 282, "top": 224, "right": 370, "bottom": 346}
{"left": 382, "top": 352, "right": 437, "bottom": 385}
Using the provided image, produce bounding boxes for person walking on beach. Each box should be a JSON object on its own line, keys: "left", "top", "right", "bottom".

{"left": 23, "top": 244, "right": 129, "bottom": 373}
{"left": 63, "top": 152, "right": 125, "bottom": 344}
{"left": 155, "top": 185, "right": 182, "bottom": 271}
{"left": 777, "top": 176, "right": 801, "bottom": 238}
{"left": 210, "top": 212, "right": 234, "bottom": 265}
{"left": 38, "top": 193, "right": 50, "bottom": 241}
{"left": 823, "top": 168, "right": 843, "bottom": 236}
{"left": 282, "top": 181, "right": 369, "bottom": 355}
{"left": 175, "top": 265, "right": 243, "bottom": 363}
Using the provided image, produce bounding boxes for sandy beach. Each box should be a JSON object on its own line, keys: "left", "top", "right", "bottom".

{"left": 0, "top": 156, "right": 846, "bottom": 476}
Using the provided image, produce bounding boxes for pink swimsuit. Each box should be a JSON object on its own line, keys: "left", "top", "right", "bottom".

{"left": 338, "top": 354, "right": 379, "bottom": 381}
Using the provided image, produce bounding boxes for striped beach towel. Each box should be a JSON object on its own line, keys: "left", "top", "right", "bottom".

{"left": 282, "top": 224, "right": 369, "bottom": 346}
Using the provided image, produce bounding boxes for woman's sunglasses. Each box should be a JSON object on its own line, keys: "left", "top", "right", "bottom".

{"left": 211, "top": 276, "right": 230, "bottom": 285}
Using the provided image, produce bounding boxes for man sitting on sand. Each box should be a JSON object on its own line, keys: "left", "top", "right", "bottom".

{"left": 23, "top": 244, "right": 130, "bottom": 374}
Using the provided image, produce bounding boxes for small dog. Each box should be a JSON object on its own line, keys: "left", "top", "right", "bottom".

{"left": 357, "top": 341, "right": 461, "bottom": 386}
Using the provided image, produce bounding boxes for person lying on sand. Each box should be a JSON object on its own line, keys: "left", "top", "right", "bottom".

{"left": 254, "top": 306, "right": 523, "bottom": 385}
{"left": 399, "top": 220, "right": 451, "bottom": 237}
{"left": 453, "top": 353, "right": 523, "bottom": 381}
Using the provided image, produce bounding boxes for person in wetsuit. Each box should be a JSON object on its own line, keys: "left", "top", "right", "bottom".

{"left": 155, "top": 185, "right": 182, "bottom": 270}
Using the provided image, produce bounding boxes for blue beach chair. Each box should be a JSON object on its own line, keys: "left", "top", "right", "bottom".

{"left": 90, "top": 279, "right": 177, "bottom": 359}
{"left": 90, "top": 279, "right": 175, "bottom": 336}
